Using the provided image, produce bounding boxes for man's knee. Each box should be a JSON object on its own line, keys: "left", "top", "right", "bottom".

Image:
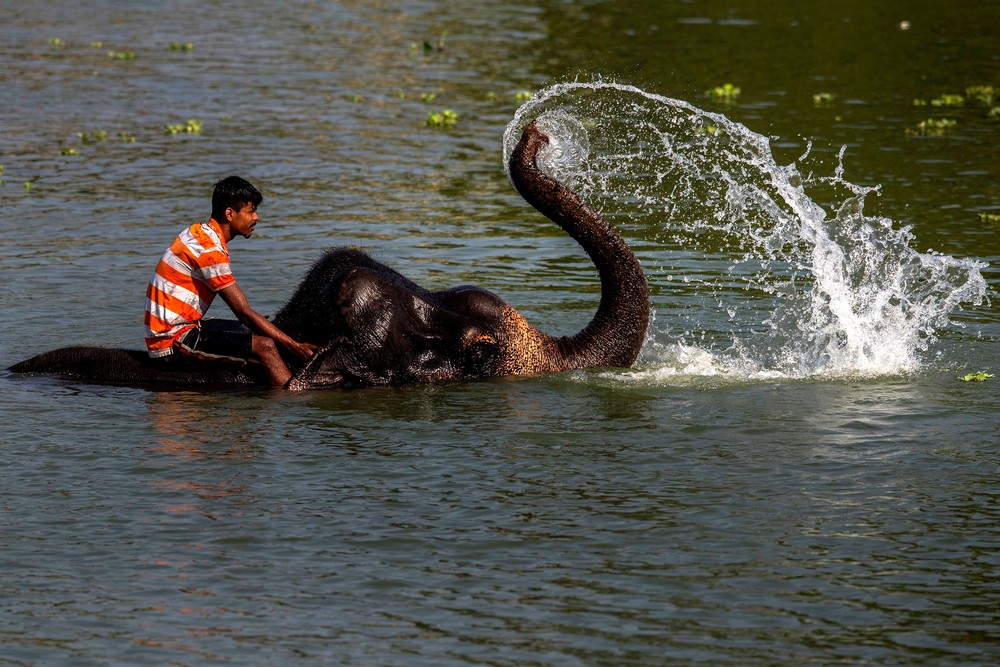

{"left": 252, "top": 335, "right": 280, "bottom": 359}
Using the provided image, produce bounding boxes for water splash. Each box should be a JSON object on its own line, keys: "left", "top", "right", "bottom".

{"left": 504, "top": 82, "right": 988, "bottom": 380}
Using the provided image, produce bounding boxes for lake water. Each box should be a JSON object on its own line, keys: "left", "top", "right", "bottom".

{"left": 1, "top": 1, "right": 998, "bottom": 664}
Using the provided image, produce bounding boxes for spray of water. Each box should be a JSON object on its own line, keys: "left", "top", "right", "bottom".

{"left": 504, "top": 82, "right": 988, "bottom": 381}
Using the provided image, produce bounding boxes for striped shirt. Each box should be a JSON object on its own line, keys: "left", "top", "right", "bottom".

{"left": 144, "top": 218, "right": 236, "bottom": 357}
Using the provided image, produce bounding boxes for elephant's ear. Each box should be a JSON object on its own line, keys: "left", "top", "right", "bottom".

{"left": 287, "top": 341, "right": 351, "bottom": 390}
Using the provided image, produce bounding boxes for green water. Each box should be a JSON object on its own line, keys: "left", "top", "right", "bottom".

{"left": 1, "top": 0, "right": 998, "bottom": 664}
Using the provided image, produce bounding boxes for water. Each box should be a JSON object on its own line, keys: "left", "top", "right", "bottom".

{"left": 504, "top": 83, "right": 989, "bottom": 378}
{"left": 2, "top": 1, "right": 999, "bottom": 665}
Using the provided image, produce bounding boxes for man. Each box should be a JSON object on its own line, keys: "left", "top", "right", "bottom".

{"left": 144, "top": 176, "right": 317, "bottom": 387}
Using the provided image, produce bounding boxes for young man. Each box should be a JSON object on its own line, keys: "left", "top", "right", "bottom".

{"left": 144, "top": 176, "right": 317, "bottom": 387}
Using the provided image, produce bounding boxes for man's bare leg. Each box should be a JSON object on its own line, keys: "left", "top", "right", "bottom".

{"left": 251, "top": 335, "right": 292, "bottom": 387}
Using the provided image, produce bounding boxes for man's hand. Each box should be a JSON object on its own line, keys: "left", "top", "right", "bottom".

{"left": 286, "top": 340, "right": 320, "bottom": 361}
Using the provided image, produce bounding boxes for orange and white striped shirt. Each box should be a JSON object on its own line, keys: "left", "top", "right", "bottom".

{"left": 144, "top": 218, "right": 236, "bottom": 357}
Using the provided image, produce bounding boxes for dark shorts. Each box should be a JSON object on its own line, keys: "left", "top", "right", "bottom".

{"left": 175, "top": 319, "right": 253, "bottom": 364}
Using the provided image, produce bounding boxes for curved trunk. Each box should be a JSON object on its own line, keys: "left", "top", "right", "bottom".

{"left": 507, "top": 121, "right": 649, "bottom": 368}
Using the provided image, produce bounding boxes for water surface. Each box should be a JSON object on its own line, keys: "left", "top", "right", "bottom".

{"left": 1, "top": 1, "right": 998, "bottom": 665}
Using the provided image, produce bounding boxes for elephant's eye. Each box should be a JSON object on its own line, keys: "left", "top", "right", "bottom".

{"left": 463, "top": 334, "right": 498, "bottom": 371}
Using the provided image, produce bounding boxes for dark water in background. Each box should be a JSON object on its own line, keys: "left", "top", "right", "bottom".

{"left": 1, "top": 1, "right": 999, "bottom": 665}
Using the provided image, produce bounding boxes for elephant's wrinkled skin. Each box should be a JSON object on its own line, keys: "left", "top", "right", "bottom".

{"left": 9, "top": 122, "right": 650, "bottom": 390}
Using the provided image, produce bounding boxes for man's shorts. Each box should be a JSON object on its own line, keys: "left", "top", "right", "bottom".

{"left": 175, "top": 319, "right": 253, "bottom": 364}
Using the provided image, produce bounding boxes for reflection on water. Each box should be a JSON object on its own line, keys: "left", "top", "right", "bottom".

{"left": 147, "top": 391, "right": 262, "bottom": 461}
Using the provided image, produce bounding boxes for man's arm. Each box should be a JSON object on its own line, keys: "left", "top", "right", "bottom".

{"left": 218, "top": 283, "right": 318, "bottom": 361}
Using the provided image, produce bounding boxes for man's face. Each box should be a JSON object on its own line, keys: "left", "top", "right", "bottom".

{"left": 228, "top": 203, "right": 258, "bottom": 239}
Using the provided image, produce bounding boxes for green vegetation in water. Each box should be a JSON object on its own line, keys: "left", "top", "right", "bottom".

{"left": 60, "top": 148, "right": 78, "bottom": 156}
{"left": 913, "top": 94, "right": 965, "bottom": 107}
{"left": 164, "top": 119, "right": 203, "bottom": 135}
{"left": 426, "top": 110, "right": 458, "bottom": 127}
{"left": 432, "top": 31, "right": 448, "bottom": 51}
{"left": 812, "top": 92, "right": 836, "bottom": 107}
{"left": 420, "top": 92, "right": 437, "bottom": 103}
{"left": 979, "top": 213, "right": 1000, "bottom": 225}
{"left": 90, "top": 41, "right": 104, "bottom": 49}
{"left": 47, "top": 37, "right": 64, "bottom": 48}
{"left": 118, "top": 131, "right": 136, "bottom": 143}
{"left": 958, "top": 371, "right": 994, "bottom": 382}
{"left": 906, "top": 118, "right": 958, "bottom": 137}
{"left": 77, "top": 130, "right": 107, "bottom": 144}
{"left": 965, "top": 85, "right": 995, "bottom": 106}
{"left": 912, "top": 85, "right": 998, "bottom": 121}
{"left": 107, "top": 50, "right": 135, "bottom": 60}
{"left": 411, "top": 31, "right": 448, "bottom": 56}
{"left": 170, "top": 42, "right": 194, "bottom": 52}
{"left": 344, "top": 94, "right": 363, "bottom": 103}
{"left": 514, "top": 91, "right": 533, "bottom": 103}
{"left": 707, "top": 83, "right": 740, "bottom": 104}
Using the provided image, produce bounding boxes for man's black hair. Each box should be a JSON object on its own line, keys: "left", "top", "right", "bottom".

{"left": 211, "top": 176, "right": 263, "bottom": 221}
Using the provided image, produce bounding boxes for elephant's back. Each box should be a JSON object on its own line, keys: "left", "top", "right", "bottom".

{"left": 9, "top": 346, "right": 261, "bottom": 387}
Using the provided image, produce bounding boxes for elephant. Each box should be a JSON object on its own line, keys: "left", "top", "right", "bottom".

{"left": 8, "top": 121, "right": 650, "bottom": 390}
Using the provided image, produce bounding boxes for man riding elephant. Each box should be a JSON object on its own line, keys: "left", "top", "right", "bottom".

{"left": 144, "top": 176, "right": 317, "bottom": 386}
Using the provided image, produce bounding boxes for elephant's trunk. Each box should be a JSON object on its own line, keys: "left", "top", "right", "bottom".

{"left": 508, "top": 121, "right": 649, "bottom": 369}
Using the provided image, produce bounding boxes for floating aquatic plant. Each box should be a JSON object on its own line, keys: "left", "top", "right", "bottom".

{"left": 913, "top": 86, "right": 998, "bottom": 120}
{"left": 170, "top": 42, "right": 194, "bottom": 52}
{"left": 965, "top": 85, "right": 996, "bottom": 107}
{"left": 906, "top": 118, "right": 958, "bottom": 137}
{"left": 90, "top": 41, "right": 104, "bottom": 49}
{"left": 107, "top": 50, "right": 135, "bottom": 60}
{"left": 77, "top": 130, "right": 107, "bottom": 144}
{"left": 426, "top": 110, "right": 458, "bottom": 127}
{"left": 60, "top": 148, "right": 78, "bottom": 156}
{"left": 514, "top": 91, "right": 533, "bottom": 103}
{"left": 344, "top": 94, "right": 363, "bottom": 103}
{"left": 420, "top": 92, "right": 437, "bottom": 103}
{"left": 118, "top": 130, "right": 136, "bottom": 143}
{"left": 979, "top": 213, "right": 1000, "bottom": 225}
{"left": 47, "top": 37, "right": 63, "bottom": 47}
{"left": 914, "top": 94, "right": 965, "bottom": 107}
{"left": 693, "top": 122, "right": 721, "bottom": 136}
{"left": 427, "top": 31, "right": 448, "bottom": 52}
{"left": 958, "top": 371, "right": 994, "bottom": 382}
{"left": 164, "top": 119, "right": 203, "bottom": 135}
{"left": 410, "top": 31, "right": 448, "bottom": 56}
{"left": 812, "top": 92, "right": 835, "bottom": 107}
{"left": 707, "top": 83, "right": 740, "bottom": 104}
